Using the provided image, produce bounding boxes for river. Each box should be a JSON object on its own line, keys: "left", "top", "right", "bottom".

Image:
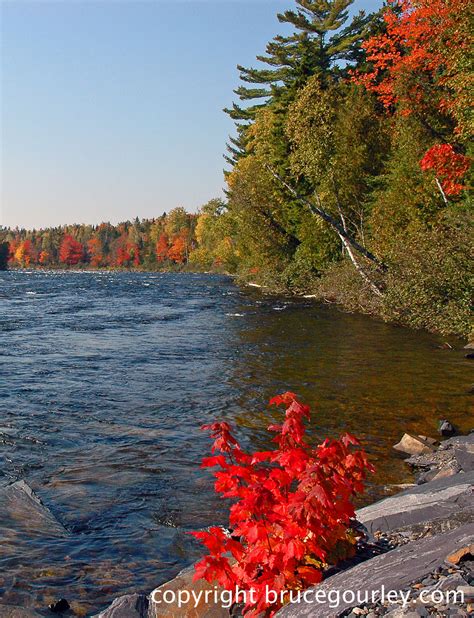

{"left": 0, "top": 270, "right": 472, "bottom": 615}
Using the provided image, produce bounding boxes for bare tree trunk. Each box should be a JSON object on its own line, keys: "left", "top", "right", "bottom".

{"left": 336, "top": 204, "right": 348, "bottom": 255}
{"left": 435, "top": 177, "right": 449, "bottom": 206}
{"left": 336, "top": 231, "right": 384, "bottom": 296}
{"left": 330, "top": 180, "right": 384, "bottom": 297}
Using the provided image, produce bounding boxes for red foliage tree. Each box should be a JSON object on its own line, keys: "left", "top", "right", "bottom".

{"left": 356, "top": 0, "right": 471, "bottom": 196}
{"left": 155, "top": 232, "right": 169, "bottom": 262}
{"left": 115, "top": 241, "right": 140, "bottom": 267}
{"left": 191, "top": 393, "right": 374, "bottom": 617}
{"left": 357, "top": 0, "right": 453, "bottom": 113}
{"left": 130, "top": 243, "right": 140, "bottom": 267}
{"left": 59, "top": 235, "right": 84, "bottom": 265}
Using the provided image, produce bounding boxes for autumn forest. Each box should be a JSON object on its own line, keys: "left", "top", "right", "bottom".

{"left": 1, "top": 0, "right": 472, "bottom": 337}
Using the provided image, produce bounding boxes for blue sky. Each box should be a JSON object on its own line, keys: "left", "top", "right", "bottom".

{"left": 1, "top": 0, "right": 382, "bottom": 229}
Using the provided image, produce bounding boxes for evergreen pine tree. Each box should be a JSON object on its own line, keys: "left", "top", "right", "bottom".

{"left": 224, "top": 0, "right": 372, "bottom": 167}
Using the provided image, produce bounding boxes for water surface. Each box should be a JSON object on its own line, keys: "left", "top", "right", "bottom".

{"left": 0, "top": 271, "right": 472, "bottom": 615}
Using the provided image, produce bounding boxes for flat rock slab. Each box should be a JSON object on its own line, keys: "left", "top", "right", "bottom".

{"left": 393, "top": 434, "right": 436, "bottom": 456}
{"left": 276, "top": 523, "right": 474, "bottom": 617}
{"left": 0, "top": 480, "right": 69, "bottom": 608}
{"left": 356, "top": 471, "right": 474, "bottom": 536}
{"left": 438, "top": 434, "right": 474, "bottom": 450}
{"left": 455, "top": 448, "right": 474, "bottom": 473}
{"left": 0, "top": 480, "right": 67, "bottom": 539}
{"left": 0, "top": 607, "right": 43, "bottom": 618}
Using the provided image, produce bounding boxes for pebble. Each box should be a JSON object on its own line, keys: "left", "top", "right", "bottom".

{"left": 435, "top": 573, "right": 467, "bottom": 590}
{"left": 457, "top": 585, "right": 474, "bottom": 602}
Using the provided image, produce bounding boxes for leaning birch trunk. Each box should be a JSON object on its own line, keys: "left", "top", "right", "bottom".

{"left": 336, "top": 230, "right": 384, "bottom": 297}
{"left": 265, "top": 165, "right": 386, "bottom": 296}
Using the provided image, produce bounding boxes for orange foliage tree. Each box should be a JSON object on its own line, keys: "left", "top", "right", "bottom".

{"left": 39, "top": 250, "right": 51, "bottom": 265}
{"left": 14, "top": 240, "right": 34, "bottom": 267}
{"left": 168, "top": 233, "right": 187, "bottom": 263}
{"left": 155, "top": 232, "right": 170, "bottom": 262}
{"left": 87, "top": 237, "right": 104, "bottom": 268}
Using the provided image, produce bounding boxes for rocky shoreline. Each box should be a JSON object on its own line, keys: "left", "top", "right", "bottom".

{"left": 2, "top": 433, "right": 473, "bottom": 618}
{"left": 85, "top": 432, "right": 474, "bottom": 618}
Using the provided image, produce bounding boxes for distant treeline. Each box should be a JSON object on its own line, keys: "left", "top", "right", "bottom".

{"left": 2, "top": 0, "right": 472, "bottom": 337}
{"left": 1, "top": 209, "right": 200, "bottom": 270}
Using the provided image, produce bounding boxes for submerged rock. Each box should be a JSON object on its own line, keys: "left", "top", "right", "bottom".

{"left": 0, "top": 479, "right": 67, "bottom": 539}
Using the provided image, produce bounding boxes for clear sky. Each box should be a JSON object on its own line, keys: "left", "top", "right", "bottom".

{"left": 1, "top": 0, "right": 383, "bottom": 229}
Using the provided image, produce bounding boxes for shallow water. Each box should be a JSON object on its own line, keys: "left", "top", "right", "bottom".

{"left": 0, "top": 271, "right": 472, "bottom": 615}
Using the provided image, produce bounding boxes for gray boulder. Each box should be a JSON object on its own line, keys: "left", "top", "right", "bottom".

{"left": 92, "top": 593, "right": 149, "bottom": 618}
{"left": 438, "top": 420, "right": 456, "bottom": 437}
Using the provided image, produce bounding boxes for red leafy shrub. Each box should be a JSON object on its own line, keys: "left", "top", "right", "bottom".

{"left": 190, "top": 392, "right": 375, "bottom": 617}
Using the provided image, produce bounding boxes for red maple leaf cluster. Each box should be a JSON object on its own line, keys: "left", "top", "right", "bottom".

{"left": 357, "top": 0, "right": 450, "bottom": 113}
{"left": 190, "top": 392, "right": 375, "bottom": 617}
{"left": 420, "top": 144, "right": 471, "bottom": 196}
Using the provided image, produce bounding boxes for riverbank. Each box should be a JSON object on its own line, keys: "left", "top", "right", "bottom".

{"left": 88, "top": 432, "right": 474, "bottom": 618}
{"left": 236, "top": 265, "right": 473, "bottom": 343}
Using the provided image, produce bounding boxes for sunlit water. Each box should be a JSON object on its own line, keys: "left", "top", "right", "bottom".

{"left": 0, "top": 271, "right": 472, "bottom": 615}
